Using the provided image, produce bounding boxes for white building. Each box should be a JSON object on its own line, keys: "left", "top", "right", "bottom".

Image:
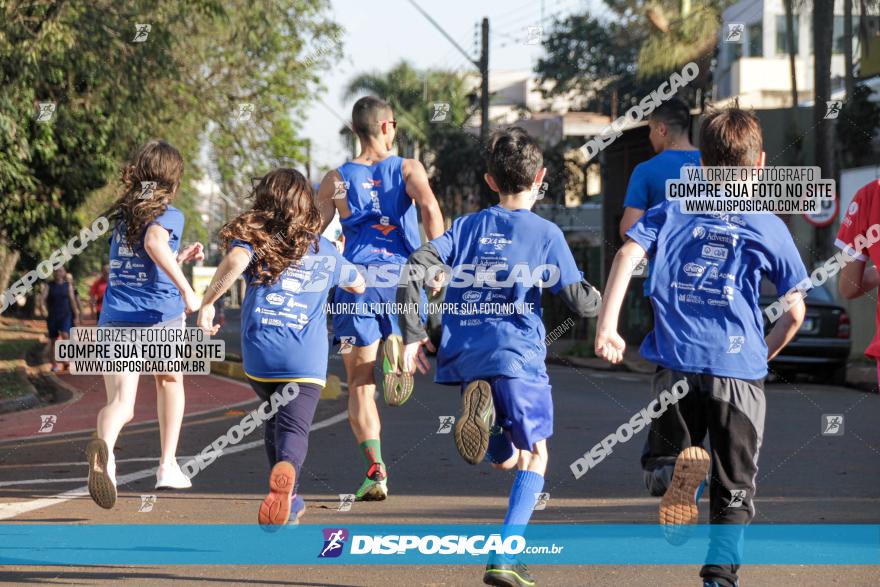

{"left": 715, "top": 0, "right": 879, "bottom": 108}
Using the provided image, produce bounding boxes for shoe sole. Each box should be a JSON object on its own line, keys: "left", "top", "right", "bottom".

{"left": 258, "top": 461, "right": 295, "bottom": 526}
{"left": 483, "top": 569, "right": 536, "bottom": 587}
{"left": 383, "top": 336, "right": 412, "bottom": 406}
{"left": 355, "top": 481, "right": 388, "bottom": 502}
{"left": 454, "top": 380, "right": 493, "bottom": 465}
{"left": 86, "top": 439, "right": 116, "bottom": 510}
{"left": 659, "top": 446, "right": 710, "bottom": 544}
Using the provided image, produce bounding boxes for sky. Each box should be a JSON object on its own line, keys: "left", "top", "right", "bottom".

{"left": 302, "top": 0, "right": 606, "bottom": 171}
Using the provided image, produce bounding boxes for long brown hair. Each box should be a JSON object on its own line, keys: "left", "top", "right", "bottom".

{"left": 106, "top": 140, "right": 184, "bottom": 248}
{"left": 220, "top": 168, "right": 321, "bottom": 285}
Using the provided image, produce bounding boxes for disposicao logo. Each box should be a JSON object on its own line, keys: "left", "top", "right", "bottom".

{"left": 319, "top": 528, "right": 348, "bottom": 558}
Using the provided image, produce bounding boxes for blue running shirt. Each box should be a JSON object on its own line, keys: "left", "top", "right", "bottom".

{"left": 627, "top": 201, "right": 809, "bottom": 379}
{"left": 234, "top": 236, "right": 351, "bottom": 383}
{"left": 624, "top": 150, "right": 702, "bottom": 210}
{"left": 334, "top": 156, "right": 421, "bottom": 309}
{"left": 336, "top": 156, "right": 421, "bottom": 267}
{"left": 100, "top": 206, "right": 185, "bottom": 324}
{"left": 430, "top": 206, "right": 582, "bottom": 384}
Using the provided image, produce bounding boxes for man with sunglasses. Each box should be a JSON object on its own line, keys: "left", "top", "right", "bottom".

{"left": 316, "top": 95, "right": 444, "bottom": 501}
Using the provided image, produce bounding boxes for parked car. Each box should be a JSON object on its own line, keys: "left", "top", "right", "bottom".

{"left": 761, "top": 281, "right": 851, "bottom": 385}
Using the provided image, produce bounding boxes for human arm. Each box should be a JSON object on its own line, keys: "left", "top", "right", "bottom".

{"left": 838, "top": 259, "right": 880, "bottom": 299}
{"left": 403, "top": 158, "right": 444, "bottom": 240}
{"left": 143, "top": 224, "right": 199, "bottom": 313}
{"left": 177, "top": 242, "right": 205, "bottom": 265}
{"left": 197, "top": 246, "right": 251, "bottom": 335}
{"left": 765, "top": 292, "right": 806, "bottom": 360}
{"left": 594, "top": 240, "right": 648, "bottom": 363}
{"left": 396, "top": 243, "right": 442, "bottom": 374}
{"left": 316, "top": 170, "right": 343, "bottom": 233}
{"left": 619, "top": 207, "right": 645, "bottom": 241}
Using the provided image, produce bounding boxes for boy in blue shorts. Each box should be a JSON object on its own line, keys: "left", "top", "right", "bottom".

{"left": 398, "top": 127, "right": 600, "bottom": 587}
{"left": 595, "top": 107, "right": 808, "bottom": 587}
{"left": 315, "top": 96, "right": 444, "bottom": 501}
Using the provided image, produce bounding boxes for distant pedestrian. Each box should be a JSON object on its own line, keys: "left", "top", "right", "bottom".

{"left": 836, "top": 178, "right": 880, "bottom": 391}
{"left": 89, "top": 264, "right": 109, "bottom": 321}
{"left": 38, "top": 267, "right": 80, "bottom": 372}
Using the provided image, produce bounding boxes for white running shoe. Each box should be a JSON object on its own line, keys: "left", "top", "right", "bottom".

{"left": 155, "top": 462, "right": 193, "bottom": 490}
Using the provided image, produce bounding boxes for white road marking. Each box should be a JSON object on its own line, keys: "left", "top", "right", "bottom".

{"left": 0, "top": 407, "right": 350, "bottom": 520}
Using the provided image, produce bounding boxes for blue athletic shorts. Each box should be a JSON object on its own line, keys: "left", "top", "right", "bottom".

{"left": 332, "top": 311, "right": 401, "bottom": 347}
{"left": 46, "top": 316, "right": 73, "bottom": 338}
{"left": 332, "top": 290, "right": 427, "bottom": 347}
{"left": 462, "top": 374, "right": 553, "bottom": 462}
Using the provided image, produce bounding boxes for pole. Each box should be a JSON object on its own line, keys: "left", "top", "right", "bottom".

{"left": 480, "top": 17, "right": 489, "bottom": 143}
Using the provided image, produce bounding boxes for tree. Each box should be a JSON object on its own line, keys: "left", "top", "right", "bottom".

{"left": 535, "top": 13, "right": 649, "bottom": 115}
{"left": 0, "top": 0, "right": 341, "bottom": 294}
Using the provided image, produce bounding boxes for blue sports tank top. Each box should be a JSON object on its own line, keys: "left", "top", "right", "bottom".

{"left": 336, "top": 156, "right": 421, "bottom": 267}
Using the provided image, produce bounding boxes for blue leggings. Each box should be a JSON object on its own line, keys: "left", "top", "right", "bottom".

{"left": 247, "top": 380, "right": 322, "bottom": 475}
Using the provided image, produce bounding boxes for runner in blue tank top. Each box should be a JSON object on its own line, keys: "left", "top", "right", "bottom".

{"left": 316, "top": 96, "right": 444, "bottom": 501}
{"left": 38, "top": 267, "right": 81, "bottom": 372}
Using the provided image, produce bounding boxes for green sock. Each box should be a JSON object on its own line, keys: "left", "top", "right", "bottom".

{"left": 359, "top": 439, "right": 384, "bottom": 469}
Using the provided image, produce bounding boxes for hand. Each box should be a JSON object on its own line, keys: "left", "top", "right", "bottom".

{"left": 197, "top": 303, "right": 220, "bottom": 335}
{"left": 403, "top": 337, "right": 435, "bottom": 375}
{"left": 183, "top": 289, "right": 200, "bottom": 314}
{"left": 177, "top": 242, "right": 205, "bottom": 265}
{"left": 595, "top": 329, "right": 626, "bottom": 364}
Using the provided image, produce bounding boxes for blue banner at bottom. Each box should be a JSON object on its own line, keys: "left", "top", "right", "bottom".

{"left": 0, "top": 524, "right": 877, "bottom": 565}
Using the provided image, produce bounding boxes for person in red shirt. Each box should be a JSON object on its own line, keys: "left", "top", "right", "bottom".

{"left": 836, "top": 179, "right": 880, "bottom": 390}
{"left": 89, "top": 264, "right": 109, "bottom": 321}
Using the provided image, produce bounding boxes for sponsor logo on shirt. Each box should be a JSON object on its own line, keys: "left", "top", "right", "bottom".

{"left": 109, "top": 260, "right": 123, "bottom": 269}
{"left": 261, "top": 317, "right": 283, "bottom": 326}
{"left": 701, "top": 244, "right": 729, "bottom": 261}
{"left": 462, "top": 290, "right": 482, "bottom": 303}
{"left": 371, "top": 224, "right": 397, "bottom": 236}
{"left": 118, "top": 245, "right": 133, "bottom": 257}
{"left": 691, "top": 226, "right": 706, "bottom": 239}
{"left": 265, "top": 293, "right": 285, "bottom": 305}
{"left": 706, "top": 231, "right": 738, "bottom": 246}
{"left": 478, "top": 236, "right": 513, "bottom": 250}
{"left": 683, "top": 263, "right": 705, "bottom": 277}
{"left": 847, "top": 201, "right": 858, "bottom": 216}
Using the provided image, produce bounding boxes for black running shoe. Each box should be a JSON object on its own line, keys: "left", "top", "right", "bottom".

{"left": 454, "top": 380, "right": 494, "bottom": 465}
{"left": 483, "top": 561, "right": 536, "bottom": 586}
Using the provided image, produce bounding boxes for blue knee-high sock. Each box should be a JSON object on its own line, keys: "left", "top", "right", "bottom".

{"left": 502, "top": 470, "right": 544, "bottom": 535}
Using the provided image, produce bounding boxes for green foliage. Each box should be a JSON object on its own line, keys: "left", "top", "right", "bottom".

{"left": 0, "top": 0, "right": 340, "bottom": 288}
{"left": 836, "top": 84, "right": 880, "bottom": 169}
{"left": 535, "top": 13, "right": 646, "bottom": 114}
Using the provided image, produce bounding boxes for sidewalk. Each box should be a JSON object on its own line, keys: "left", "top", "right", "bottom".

{"left": 0, "top": 315, "right": 256, "bottom": 440}
{"left": 549, "top": 337, "right": 879, "bottom": 391}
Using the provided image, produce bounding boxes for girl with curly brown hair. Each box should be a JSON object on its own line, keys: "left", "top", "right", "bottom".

{"left": 86, "top": 140, "right": 204, "bottom": 510}
{"left": 198, "top": 167, "right": 364, "bottom": 526}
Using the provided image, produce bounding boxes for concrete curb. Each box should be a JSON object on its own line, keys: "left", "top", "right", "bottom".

{"left": 0, "top": 361, "right": 41, "bottom": 415}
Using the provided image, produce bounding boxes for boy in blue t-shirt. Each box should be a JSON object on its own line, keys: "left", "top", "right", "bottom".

{"left": 595, "top": 107, "right": 808, "bottom": 587}
{"left": 619, "top": 97, "right": 701, "bottom": 241}
{"left": 398, "top": 128, "right": 600, "bottom": 587}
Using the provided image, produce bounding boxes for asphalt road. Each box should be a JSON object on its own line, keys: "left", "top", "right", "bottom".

{"left": 1, "top": 347, "right": 878, "bottom": 585}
